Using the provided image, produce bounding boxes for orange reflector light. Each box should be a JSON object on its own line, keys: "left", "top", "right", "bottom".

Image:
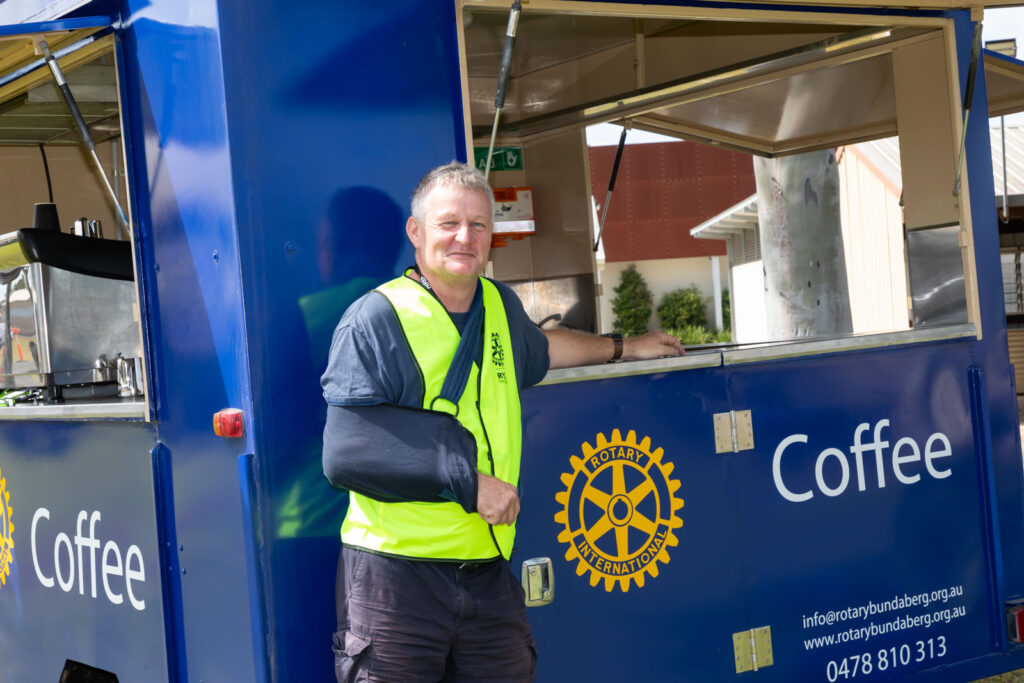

{"left": 1009, "top": 604, "right": 1024, "bottom": 644}
{"left": 213, "top": 408, "right": 244, "bottom": 438}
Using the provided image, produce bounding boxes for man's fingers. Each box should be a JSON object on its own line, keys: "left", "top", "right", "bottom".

{"left": 504, "top": 496, "right": 521, "bottom": 526}
{"left": 477, "top": 472, "right": 521, "bottom": 525}
{"left": 629, "top": 331, "right": 685, "bottom": 360}
{"left": 480, "top": 501, "right": 518, "bottom": 525}
{"left": 662, "top": 332, "right": 686, "bottom": 355}
{"left": 490, "top": 494, "right": 519, "bottom": 525}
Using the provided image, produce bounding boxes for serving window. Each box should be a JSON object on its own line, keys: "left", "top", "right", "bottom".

{"left": 456, "top": 1, "right": 980, "bottom": 380}
{"left": 0, "top": 21, "right": 147, "bottom": 418}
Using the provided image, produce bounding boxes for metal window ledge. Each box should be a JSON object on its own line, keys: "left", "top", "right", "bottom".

{"left": 538, "top": 323, "right": 976, "bottom": 385}
{"left": 0, "top": 398, "right": 146, "bottom": 420}
{"left": 722, "top": 323, "right": 975, "bottom": 365}
{"left": 540, "top": 349, "right": 722, "bottom": 385}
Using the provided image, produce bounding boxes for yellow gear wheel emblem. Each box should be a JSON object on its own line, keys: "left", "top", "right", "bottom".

{"left": 555, "top": 429, "right": 683, "bottom": 593}
{"left": 0, "top": 466, "right": 12, "bottom": 588}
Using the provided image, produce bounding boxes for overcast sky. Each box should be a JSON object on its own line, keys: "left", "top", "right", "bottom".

{"left": 587, "top": 9, "right": 1024, "bottom": 146}
{"left": 986, "top": 7, "right": 1024, "bottom": 47}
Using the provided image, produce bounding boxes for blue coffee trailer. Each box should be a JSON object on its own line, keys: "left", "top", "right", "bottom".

{"left": 1, "top": 0, "right": 1024, "bottom": 681}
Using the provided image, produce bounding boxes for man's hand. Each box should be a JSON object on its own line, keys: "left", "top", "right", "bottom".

{"left": 623, "top": 331, "right": 685, "bottom": 361}
{"left": 476, "top": 472, "right": 520, "bottom": 526}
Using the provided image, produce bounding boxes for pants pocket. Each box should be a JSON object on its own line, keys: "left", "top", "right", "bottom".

{"left": 333, "top": 629, "right": 371, "bottom": 683}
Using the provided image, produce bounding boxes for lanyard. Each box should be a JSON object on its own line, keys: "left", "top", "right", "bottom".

{"left": 410, "top": 266, "right": 485, "bottom": 415}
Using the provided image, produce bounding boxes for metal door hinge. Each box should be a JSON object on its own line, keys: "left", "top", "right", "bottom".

{"left": 733, "top": 625, "right": 773, "bottom": 673}
{"left": 714, "top": 409, "right": 754, "bottom": 454}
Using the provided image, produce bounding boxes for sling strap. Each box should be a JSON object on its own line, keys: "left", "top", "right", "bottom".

{"left": 431, "top": 281, "right": 484, "bottom": 416}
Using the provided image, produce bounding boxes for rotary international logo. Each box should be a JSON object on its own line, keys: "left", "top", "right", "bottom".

{"left": 0, "top": 465, "right": 12, "bottom": 588}
{"left": 554, "top": 429, "right": 683, "bottom": 593}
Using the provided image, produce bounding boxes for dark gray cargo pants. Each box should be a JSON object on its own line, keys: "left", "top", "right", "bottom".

{"left": 334, "top": 545, "right": 537, "bottom": 682}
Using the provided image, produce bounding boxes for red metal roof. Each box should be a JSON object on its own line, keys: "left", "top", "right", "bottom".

{"left": 589, "top": 141, "right": 755, "bottom": 262}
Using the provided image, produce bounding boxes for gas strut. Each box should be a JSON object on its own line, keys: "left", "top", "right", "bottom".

{"left": 483, "top": 0, "right": 522, "bottom": 181}
{"left": 953, "top": 22, "right": 982, "bottom": 197}
{"left": 39, "top": 38, "right": 130, "bottom": 231}
{"left": 593, "top": 125, "right": 628, "bottom": 252}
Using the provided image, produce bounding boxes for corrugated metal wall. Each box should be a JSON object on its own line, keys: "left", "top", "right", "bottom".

{"left": 588, "top": 141, "right": 751, "bottom": 262}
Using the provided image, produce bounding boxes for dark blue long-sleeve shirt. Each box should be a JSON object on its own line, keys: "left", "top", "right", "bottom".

{"left": 320, "top": 278, "right": 549, "bottom": 511}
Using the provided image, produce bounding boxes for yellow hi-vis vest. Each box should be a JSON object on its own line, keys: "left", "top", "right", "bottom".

{"left": 340, "top": 274, "right": 521, "bottom": 560}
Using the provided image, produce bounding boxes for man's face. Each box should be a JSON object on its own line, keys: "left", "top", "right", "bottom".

{"left": 407, "top": 183, "right": 492, "bottom": 288}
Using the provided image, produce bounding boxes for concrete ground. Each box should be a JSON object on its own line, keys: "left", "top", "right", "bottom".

{"left": 976, "top": 671, "right": 1024, "bottom": 682}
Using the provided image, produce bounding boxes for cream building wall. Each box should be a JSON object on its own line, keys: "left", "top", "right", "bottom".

{"left": 837, "top": 146, "right": 910, "bottom": 334}
{"left": 598, "top": 256, "right": 723, "bottom": 334}
{"left": 731, "top": 260, "right": 767, "bottom": 342}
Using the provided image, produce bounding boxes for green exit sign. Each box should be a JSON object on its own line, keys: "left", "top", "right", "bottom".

{"left": 474, "top": 146, "right": 524, "bottom": 172}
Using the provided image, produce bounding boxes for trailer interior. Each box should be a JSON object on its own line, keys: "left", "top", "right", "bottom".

{"left": 457, "top": 1, "right": 1024, "bottom": 382}
{"left": 0, "top": 24, "right": 145, "bottom": 418}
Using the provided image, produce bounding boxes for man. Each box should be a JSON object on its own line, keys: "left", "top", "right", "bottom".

{"left": 321, "top": 162, "right": 683, "bottom": 682}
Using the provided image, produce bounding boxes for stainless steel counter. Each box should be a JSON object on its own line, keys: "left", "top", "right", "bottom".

{"left": 0, "top": 398, "right": 146, "bottom": 420}
{"left": 538, "top": 324, "right": 976, "bottom": 385}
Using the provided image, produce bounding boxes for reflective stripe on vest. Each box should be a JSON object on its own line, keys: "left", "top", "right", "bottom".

{"left": 340, "top": 275, "right": 521, "bottom": 560}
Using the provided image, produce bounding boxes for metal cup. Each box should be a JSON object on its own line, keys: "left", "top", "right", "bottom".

{"left": 115, "top": 355, "right": 140, "bottom": 397}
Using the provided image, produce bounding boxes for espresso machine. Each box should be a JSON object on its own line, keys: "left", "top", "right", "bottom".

{"left": 0, "top": 203, "right": 142, "bottom": 404}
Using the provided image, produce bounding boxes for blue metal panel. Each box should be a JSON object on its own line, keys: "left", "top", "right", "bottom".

{"left": 520, "top": 339, "right": 1024, "bottom": 681}
{"left": 954, "top": 11, "right": 1024, "bottom": 611}
{"left": 238, "top": 453, "right": 270, "bottom": 683}
{"left": 0, "top": 422, "right": 168, "bottom": 682}
{"left": 968, "top": 365, "right": 1007, "bottom": 651}
{"left": 520, "top": 367, "right": 743, "bottom": 681}
{"left": 213, "top": 2, "right": 466, "bottom": 679}
{"left": 0, "top": 15, "right": 108, "bottom": 37}
{"left": 116, "top": 0, "right": 259, "bottom": 679}
{"left": 726, "top": 345, "right": 994, "bottom": 681}
{"left": 151, "top": 442, "right": 186, "bottom": 683}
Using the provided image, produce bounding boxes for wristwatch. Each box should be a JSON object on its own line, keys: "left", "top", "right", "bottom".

{"left": 602, "top": 332, "right": 623, "bottom": 362}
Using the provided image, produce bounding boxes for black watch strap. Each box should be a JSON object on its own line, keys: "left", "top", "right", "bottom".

{"left": 602, "top": 332, "right": 623, "bottom": 361}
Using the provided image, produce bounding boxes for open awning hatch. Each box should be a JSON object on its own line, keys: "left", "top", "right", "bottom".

{"left": 986, "top": 50, "right": 1024, "bottom": 118}
{"left": 0, "top": 20, "right": 115, "bottom": 146}
{"left": 464, "top": 9, "right": 1024, "bottom": 157}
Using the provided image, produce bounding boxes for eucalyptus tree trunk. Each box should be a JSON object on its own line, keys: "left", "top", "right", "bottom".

{"left": 754, "top": 150, "right": 852, "bottom": 340}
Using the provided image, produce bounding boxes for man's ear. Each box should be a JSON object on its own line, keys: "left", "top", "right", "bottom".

{"left": 406, "top": 216, "right": 421, "bottom": 248}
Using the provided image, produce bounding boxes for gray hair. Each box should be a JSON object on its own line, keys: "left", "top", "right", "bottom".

{"left": 410, "top": 161, "right": 494, "bottom": 224}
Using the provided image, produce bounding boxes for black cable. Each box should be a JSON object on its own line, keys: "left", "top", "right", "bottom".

{"left": 38, "top": 143, "right": 53, "bottom": 203}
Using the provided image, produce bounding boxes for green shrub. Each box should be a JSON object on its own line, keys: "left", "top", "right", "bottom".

{"left": 666, "top": 324, "right": 715, "bottom": 345}
{"left": 612, "top": 265, "right": 653, "bottom": 336}
{"left": 721, "top": 288, "right": 731, "bottom": 332}
{"left": 657, "top": 286, "right": 707, "bottom": 330}
{"left": 665, "top": 325, "right": 732, "bottom": 346}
